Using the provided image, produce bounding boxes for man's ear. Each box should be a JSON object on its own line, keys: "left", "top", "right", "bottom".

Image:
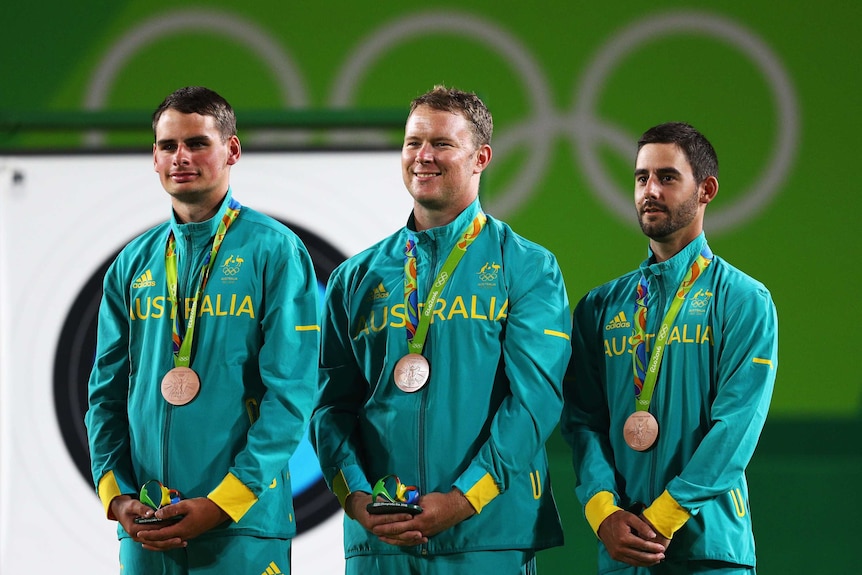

{"left": 227, "top": 135, "right": 241, "bottom": 166}
{"left": 700, "top": 175, "right": 718, "bottom": 204}
{"left": 474, "top": 144, "right": 492, "bottom": 174}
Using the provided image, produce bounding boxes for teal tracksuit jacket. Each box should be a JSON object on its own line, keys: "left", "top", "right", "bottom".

{"left": 310, "top": 199, "right": 571, "bottom": 557}
{"left": 85, "top": 189, "right": 320, "bottom": 540}
{"left": 561, "top": 233, "right": 778, "bottom": 573}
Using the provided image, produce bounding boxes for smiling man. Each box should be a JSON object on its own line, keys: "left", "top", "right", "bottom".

{"left": 311, "top": 85, "right": 572, "bottom": 575}
{"left": 561, "top": 122, "right": 779, "bottom": 575}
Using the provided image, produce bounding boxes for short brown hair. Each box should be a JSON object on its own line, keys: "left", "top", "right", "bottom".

{"left": 409, "top": 85, "right": 493, "bottom": 149}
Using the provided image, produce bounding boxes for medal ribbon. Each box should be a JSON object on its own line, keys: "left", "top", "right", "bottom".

{"left": 631, "top": 246, "right": 712, "bottom": 412}
{"left": 165, "top": 197, "right": 241, "bottom": 368}
{"left": 404, "top": 212, "right": 487, "bottom": 354}
{"left": 404, "top": 237, "right": 420, "bottom": 341}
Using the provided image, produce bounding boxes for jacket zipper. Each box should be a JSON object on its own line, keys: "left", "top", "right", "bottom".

{"left": 417, "top": 234, "right": 437, "bottom": 556}
{"left": 163, "top": 232, "right": 196, "bottom": 485}
{"left": 648, "top": 272, "right": 669, "bottom": 501}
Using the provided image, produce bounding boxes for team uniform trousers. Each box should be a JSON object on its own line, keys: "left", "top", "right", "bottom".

{"left": 346, "top": 549, "right": 536, "bottom": 575}
{"left": 119, "top": 536, "right": 291, "bottom": 575}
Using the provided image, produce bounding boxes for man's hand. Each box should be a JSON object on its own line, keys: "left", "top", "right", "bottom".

{"left": 639, "top": 513, "right": 672, "bottom": 553}
{"left": 597, "top": 509, "right": 667, "bottom": 567}
{"left": 370, "top": 489, "right": 476, "bottom": 546}
{"left": 133, "top": 497, "right": 230, "bottom": 551}
{"left": 111, "top": 494, "right": 165, "bottom": 543}
{"left": 345, "top": 491, "right": 424, "bottom": 546}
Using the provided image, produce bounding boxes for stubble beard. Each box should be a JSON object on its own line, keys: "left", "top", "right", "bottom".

{"left": 409, "top": 179, "right": 452, "bottom": 212}
{"left": 637, "top": 189, "right": 700, "bottom": 240}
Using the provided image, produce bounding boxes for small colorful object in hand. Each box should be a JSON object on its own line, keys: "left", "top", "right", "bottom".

{"left": 372, "top": 474, "right": 420, "bottom": 505}
{"left": 139, "top": 479, "right": 181, "bottom": 510}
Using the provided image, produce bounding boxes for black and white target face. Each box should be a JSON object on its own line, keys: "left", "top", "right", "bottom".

{"left": 1, "top": 151, "right": 408, "bottom": 574}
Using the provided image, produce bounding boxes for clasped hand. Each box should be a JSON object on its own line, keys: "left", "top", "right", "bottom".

{"left": 346, "top": 489, "right": 476, "bottom": 547}
{"left": 111, "top": 495, "right": 230, "bottom": 551}
{"left": 598, "top": 509, "right": 670, "bottom": 567}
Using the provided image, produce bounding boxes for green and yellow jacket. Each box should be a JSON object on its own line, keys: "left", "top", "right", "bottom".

{"left": 86, "top": 189, "right": 320, "bottom": 540}
{"left": 562, "top": 233, "right": 778, "bottom": 572}
{"left": 311, "top": 199, "right": 571, "bottom": 557}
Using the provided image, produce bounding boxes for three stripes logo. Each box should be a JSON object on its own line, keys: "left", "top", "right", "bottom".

{"left": 261, "top": 561, "right": 284, "bottom": 575}
{"left": 605, "top": 311, "right": 631, "bottom": 330}
{"left": 370, "top": 282, "right": 389, "bottom": 300}
{"left": 131, "top": 269, "right": 156, "bottom": 289}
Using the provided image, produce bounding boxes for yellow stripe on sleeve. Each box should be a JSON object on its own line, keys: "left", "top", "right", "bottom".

{"left": 752, "top": 357, "right": 773, "bottom": 369}
{"left": 543, "top": 329, "right": 570, "bottom": 340}
{"left": 295, "top": 325, "right": 321, "bottom": 331}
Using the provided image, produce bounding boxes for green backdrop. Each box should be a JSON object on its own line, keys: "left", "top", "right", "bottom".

{"left": 4, "top": 1, "right": 859, "bottom": 572}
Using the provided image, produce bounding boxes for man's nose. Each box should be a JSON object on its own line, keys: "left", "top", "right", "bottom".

{"left": 415, "top": 143, "right": 433, "bottom": 163}
{"left": 173, "top": 145, "right": 190, "bottom": 165}
{"left": 644, "top": 175, "right": 661, "bottom": 197}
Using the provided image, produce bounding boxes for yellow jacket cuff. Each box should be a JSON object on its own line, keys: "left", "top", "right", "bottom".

{"left": 332, "top": 470, "right": 352, "bottom": 509}
{"left": 585, "top": 491, "right": 623, "bottom": 536}
{"left": 207, "top": 473, "right": 258, "bottom": 522}
{"left": 462, "top": 473, "right": 500, "bottom": 513}
{"left": 97, "top": 471, "right": 122, "bottom": 519}
{"left": 643, "top": 489, "right": 691, "bottom": 539}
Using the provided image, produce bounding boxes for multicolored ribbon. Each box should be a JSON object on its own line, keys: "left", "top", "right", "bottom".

{"left": 631, "top": 275, "right": 650, "bottom": 397}
{"left": 631, "top": 246, "right": 713, "bottom": 411}
{"left": 165, "top": 197, "right": 241, "bottom": 368}
{"left": 403, "top": 213, "right": 487, "bottom": 355}
{"left": 404, "top": 236, "right": 419, "bottom": 341}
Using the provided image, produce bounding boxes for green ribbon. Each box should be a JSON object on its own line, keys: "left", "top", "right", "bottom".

{"left": 165, "top": 197, "right": 241, "bottom": 368}
{"left": 631, "top": 246, "right": 712, "bottom": 412}
{"left": 405, "top": 212, "right": 487, "bottom": 355}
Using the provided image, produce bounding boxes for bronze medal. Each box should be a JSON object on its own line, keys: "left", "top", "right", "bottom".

{"left": 161, "top": 367, "right": 201, "bottom": 406}
{"left": 393, "top": 353, "right": 430, "bottom": 393}
{"left": 623, "top": 411, "right": 659, "bottom": 451}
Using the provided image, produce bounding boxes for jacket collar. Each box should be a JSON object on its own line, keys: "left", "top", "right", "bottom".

{"left": 406, "top": 198, "right": 483, "bottom": 246}
{"left": 169, "top": 188, "right": 234, "bottom": 243}
{"left": 640, "top": 232, "right": 708, "bottom": 285}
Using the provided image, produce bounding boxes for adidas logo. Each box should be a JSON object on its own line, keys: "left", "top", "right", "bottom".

{"left": 261, "top": 561, "right": 284, "bottom": 575}
{"left": 371, "top": 282, "right": 389, "bottom": 300}
{"left": 605, "top": 311, "right": 631, "bottom": 330}
{"left": 132, "top": 269, "right": 156, "bottom": 289}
